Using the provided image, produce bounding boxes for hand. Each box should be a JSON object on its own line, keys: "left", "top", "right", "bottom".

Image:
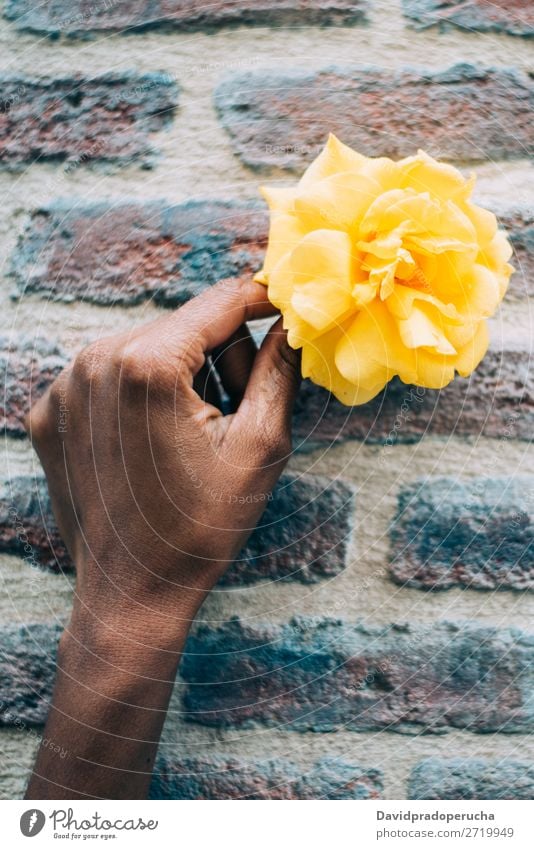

{"left": 25, "top": 278, "right": 301, "bottom": 799}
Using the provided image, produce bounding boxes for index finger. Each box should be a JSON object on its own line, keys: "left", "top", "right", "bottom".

{"left": 158, "top": 278, "right": 277, "bottom": 361}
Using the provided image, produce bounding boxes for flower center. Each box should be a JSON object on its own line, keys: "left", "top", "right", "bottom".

{"left": 399, "top": 267, "right": 432, "bottom": 294}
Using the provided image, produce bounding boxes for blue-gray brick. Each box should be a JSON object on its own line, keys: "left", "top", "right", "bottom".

{"left": 390, "top": 477, "right": 534, "bottom": 591}
{"left": 182, "top": 619, "right": 534, "bottom": 733}
{"left": 0, "top": 624, "right": 60, "bottom": 726}
{"left": 409, "top": 758, "right": 534, "bottom": 800}
{"left": 151, "top": 756, "right": 382, "bottom": 799}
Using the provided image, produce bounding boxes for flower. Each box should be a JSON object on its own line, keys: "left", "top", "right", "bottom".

{"left": 255, "top": 135, "right": 513, "bottom": 405}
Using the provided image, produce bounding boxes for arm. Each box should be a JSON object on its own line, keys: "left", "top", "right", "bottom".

{"left": 25, "top": 278, "right": 300, "bottom": 799}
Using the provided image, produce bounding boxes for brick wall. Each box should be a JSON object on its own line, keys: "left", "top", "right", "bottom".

{"left": 0, "top": 0, "right": 533, "bottom": 800}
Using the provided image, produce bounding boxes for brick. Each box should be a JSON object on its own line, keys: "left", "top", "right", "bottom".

{"left": 390, "top": 477, "right": 534, "bottom": 591}
{"left": 225, "top": 473, "right": 355, "bottom": 584}
{"left": 12, "top": 201, "right": 530, "bottom": 307}
{"left": 0, "top": 472, "right": 355, "bottom": 584}
{"left": 409, "top": 758, "right": 534, "bottom": 800}
{"left": 182, "top": 619, "right": 534, "bottom": 733}
{"left": 293, "top": 331, "right": 533, "bottom": 447}
{"left": 150, "top": 756, "right": 382, "bottom": 800}
{"left": 4, "top": 0, "right": 368, "bottom": 37}
{"left": 0, "top": 74, "right": 178, "bottom": 170}
{"left": 403, "top": 0, "right": 534, "bottom": 38}
{"left": 0, "top": 624, "right": 60, "bottom": 726}
{"left": 214, "top": 64, "right": 534, "bottom": 170}
{"left": 11, "top": 202, "right": 268, "bottom": 306}
{"left": 0, "top": 335, "right": 68, "bottom": 438}
{"left": 499, "top": 208, "right": 534, "bottom": 299}
{"left": 0, "top": 474, "right": 70, "bottom": 572}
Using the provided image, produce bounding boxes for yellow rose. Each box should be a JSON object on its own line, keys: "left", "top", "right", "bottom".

{"left": 255, "top": 135, "right": 513, "bottom": 406}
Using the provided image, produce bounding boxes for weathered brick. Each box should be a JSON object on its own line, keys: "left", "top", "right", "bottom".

{"left": 390, "top": 477, "right": 534, "bottom": 591}
{"left": 409, "top": 758, "right": 534, "bottom": 800}
{"left": 225, "top": 473, "right": 355, "bottom": 584}
{"left": 0, "top": 472, "right": 355, "bottom": 584}
{"left": 11, "top": 202, "right": 267, "bottom": 306}
{"left": 293, "top": 332, "right": 533, "bottom": 447}
{"left": 0, "top": 624, "right": 60, "bottom": 726}
{"left": 0, "top": 74, "right": 178, "bottom": 170}
{"left": 214, "top": 64, "right": 534, "bottom": 170}
{"left": 0, "top": 474, "right": 69, "bottom": 572}
{"left": 12, "top": 202, "right": 530, "bottom": 306}
{"left": 151, "top": 756, "right": 382, "bottom": 800}
{"left": 0, "top": 336, "right": 68, "bottom": 438}
{"left": 403, "top": 0, "right": 534, "bottom": 38}
{"left": 182, "top": 619, "right": 534, "bottom": 733}
{"left": 4, "top": 0, "right": 368, "bottom": 36}
{"left": 499, "top": 208, "right": 534, "bottom": 299}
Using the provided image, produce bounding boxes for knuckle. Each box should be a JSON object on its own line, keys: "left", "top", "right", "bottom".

{"left": 72, "top": 341, "right": 107, "bottom": 386}
{"left": 116, "top": 341, "right": 171, "bottom": 392}
{"left": 116, "top": 342, "right": 151, "bottom": 387}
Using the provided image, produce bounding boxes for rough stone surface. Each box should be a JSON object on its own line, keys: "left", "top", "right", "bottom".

{"left": 215, "top": 64, "right": 534, "bottom": 171}
{"left": 150, "top": 755, "right": 382, "bottom": 799}
{"left": 0, "top": 74, "right": 179, "bottom": 170}
{"left": 11, "top": 202, "right": 268, "bottom": 306}
{"left": 182, "top": 619, "right": 534, "bottom": 733}
{"left": 403, "top": 0, "right": 534, "bottom": 38}
{"left": 226, "top": 473, "right": 355, "bottom": 584}
{"left": 389, "top": 477, "right": 534, "bottom": 591}
{"left": 293, "top": 333, "right": 533, "bottom": 447}
{"left": 0, "top": 624, "right": 60, "bottom": 726}
{"left": 0, "top": 336, "right": 68, "bottom": 439}
{"left": 0, "top": 472, "right": 355, "bottom": 584}
{"left": 409, "top": 758, "right": 534, "bottom": 800}
{"left": 0, "top": 475, "right": 69, "bottom": 572}
{"left": 4, "top": 1, "right": 368, "bottom": 36}
{"left": 499, "top": 208, "right": 534, "bottom": 299}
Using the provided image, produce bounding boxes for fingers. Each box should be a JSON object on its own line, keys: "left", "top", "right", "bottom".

{"left": 237, "top": 317, "right": 301, "bottom": 445}
{"left": 192, "top": 360, "right": 223, "bottom": 409}
{"left": 212, "top": 324, "right": 257, "bottom": 410}
{"left": 157, "top": 279, "right": 277, "bottom": 370}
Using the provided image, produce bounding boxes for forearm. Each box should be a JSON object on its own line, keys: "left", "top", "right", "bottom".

{"left": 26, "top": 581, "right": 204, "bottom": 800}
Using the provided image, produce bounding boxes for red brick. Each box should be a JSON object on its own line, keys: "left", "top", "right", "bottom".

{"left": 403, "top": 0, "right": 534, "bottom": 38}
{"left": 0, "top": 336, "right": 68, "bottom": 439}
{"left": 0, "top": 74, "right": 178, "bottom": 170}
{"left": 4, "top": 0, "right": 368, "bottom": 36}
{"left": 11, "top": 202, "right": 268, "bottom": 306}
{"left": 214, "top": 64, "right": 534, "bottom": 170}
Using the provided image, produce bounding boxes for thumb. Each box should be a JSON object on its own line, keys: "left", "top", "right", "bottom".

{"left": 236, "top": 318, "right": 301, "bottom": 447}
